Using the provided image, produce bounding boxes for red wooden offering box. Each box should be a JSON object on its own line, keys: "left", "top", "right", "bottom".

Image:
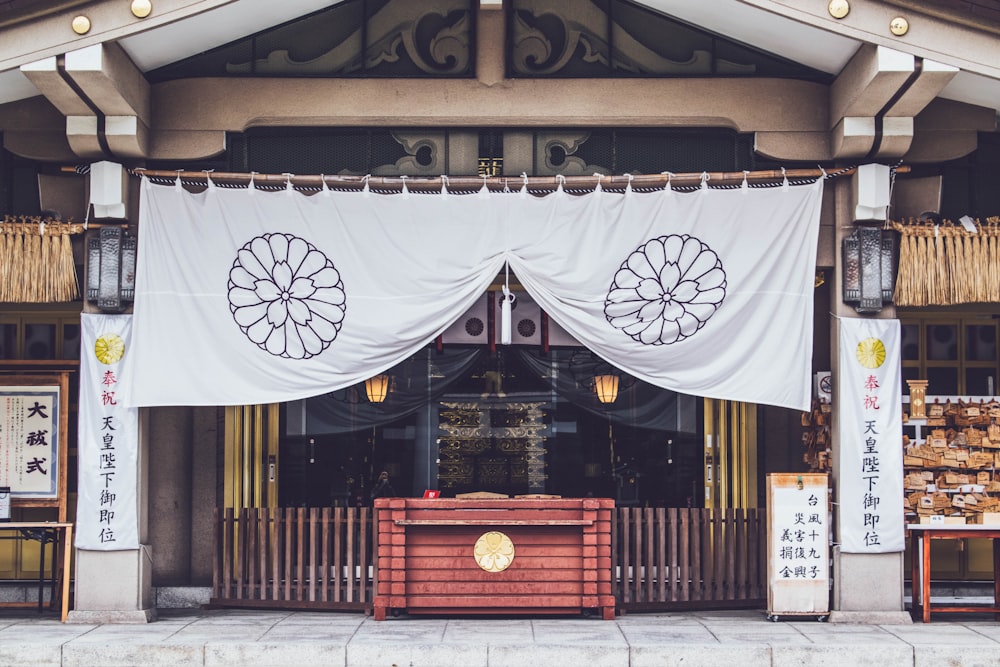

{"left": 373, "top": 497, "right": 615, "bottom": 620}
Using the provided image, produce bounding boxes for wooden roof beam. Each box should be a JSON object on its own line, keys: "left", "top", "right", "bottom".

{"left": 828, "top": 44, "right": 958, "bottom": 159}
{"left": 19, "top": 42, "right": 150, "bottom": 159}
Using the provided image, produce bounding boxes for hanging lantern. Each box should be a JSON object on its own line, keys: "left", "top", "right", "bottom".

{"left": 842, "top": 226, "right": 897, "bottom": 314}
{"left": 594, "top": 374, "right": 619, "bottom": 404}
{"left": 85, "top": 161, "right": 135, "bottom": 313}
{"left": 365, "top": 374, "right": 390, "bottom": 403}
{"left": 86, "top": 226, "right": 136, "bottom": 313}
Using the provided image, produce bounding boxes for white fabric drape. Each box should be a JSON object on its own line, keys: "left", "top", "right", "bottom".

{"left": 836, "top": 317, "right": 904, "bottom": 553}
{"left": 77, "top": 314, "right": 139, "bottom": 550}
{"left": 123, "top": 177, "right": 823, "bottom": 410}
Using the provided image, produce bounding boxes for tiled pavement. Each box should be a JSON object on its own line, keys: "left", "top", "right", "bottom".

{"left": 1, "top": 607, "right": 1000, "bottom": 667}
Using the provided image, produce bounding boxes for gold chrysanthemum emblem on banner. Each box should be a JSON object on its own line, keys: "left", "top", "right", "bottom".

{"left": 474, "top": 531, "right": 515, "bottom": 572}
{"left": 95, "top": 334, "right": 125, "bottom": 365}
{"left": 856, "top": 337, "right": 886, "bottom": 369}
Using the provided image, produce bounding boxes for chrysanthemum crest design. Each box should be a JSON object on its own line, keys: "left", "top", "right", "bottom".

{"left": 605, "top": 234, "right": 726, "bottom": 345}
{"left": 228, "top": 233, "right": 346, "bottom": 359}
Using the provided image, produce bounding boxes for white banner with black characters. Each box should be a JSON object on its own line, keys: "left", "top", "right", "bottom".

{"left": 837, "top": 317, "right": 904, "bottom": 553}
{"left": 124, "top": 176, "right": 823, "bottom": 411}
{"left": 76, "top": 314, "right": 139, "bottom": 550}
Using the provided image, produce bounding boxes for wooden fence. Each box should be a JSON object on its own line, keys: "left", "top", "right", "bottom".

{"left": 613, "top": 507, "right": 766, "bottom": 611}
{"left": 211, "top": 507, "right": 372, "bottom": 610}
{"left": 212, "top": 505, "right": 765, "bottom": 612}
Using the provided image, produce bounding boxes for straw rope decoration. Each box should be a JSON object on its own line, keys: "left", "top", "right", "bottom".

{"left": 896, "top": 231, "right": 916, "bottom": 306}
{"left": 933, "top": 228, "right": 946, "bottom": 304}
{"left": 0, "top": 216, "right": 84, "bottom": 303}
{"left": 891, "top": 216, "right": 1000, "bottom": 306}
{"left": 991, "top": 232, "right": 1000, "bottom": 302}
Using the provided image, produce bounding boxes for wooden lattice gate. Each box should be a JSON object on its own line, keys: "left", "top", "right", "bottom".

{"left": 612, "top": 507, "right": 767, "bottom": 611}
{"left": 211, "top": 507, "right": 373, "bottom": 610}
{"left": 210, "top": 505, "right": 765, "bottom": 612}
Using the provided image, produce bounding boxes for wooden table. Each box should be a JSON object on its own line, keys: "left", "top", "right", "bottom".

{"left": 909, "top": 523, "right": 1000, "bottom": 622}
{"left": 373, "top": 498, "right": 615, "bottom": 620}
{"left": 0, "top": 522, "right": 74, "bottom": 621}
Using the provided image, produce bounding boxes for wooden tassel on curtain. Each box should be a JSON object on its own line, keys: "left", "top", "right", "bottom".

{"left": 0, "top": 216, "right": 84, "bottom": 303}
{"left": 892, "top": 217, "right": 1000, "bottom": 306}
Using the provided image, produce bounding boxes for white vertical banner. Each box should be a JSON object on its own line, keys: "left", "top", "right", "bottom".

{"left": 838, "top": 317, "right": 904, "bottom": 553}
{"left": 76, "top": 314, "right": 139, "bottom": 550}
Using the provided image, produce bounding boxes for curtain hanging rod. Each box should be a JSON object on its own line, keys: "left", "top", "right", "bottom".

{"left": 62, "top": 164, "right": 908, "bottom": 192}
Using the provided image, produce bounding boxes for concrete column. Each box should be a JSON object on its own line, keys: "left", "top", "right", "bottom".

{"left": 148, "top": 407, "right": 193, "bottom": 586}
{"left": 827, "top": 174, "right": 911, "bottom": 624}
{"left": 68, "top": 407, "right": 155, "bottom": 623}
{"left": 189, "top": 407, "right": 219, "bottom": 585}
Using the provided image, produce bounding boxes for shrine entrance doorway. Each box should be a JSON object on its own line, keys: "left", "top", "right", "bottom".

{"left": 278, "top": 345, "right": 703, "bottom": 508}
{"left": 213, "top": 304, "right": 765, "bottom": 611}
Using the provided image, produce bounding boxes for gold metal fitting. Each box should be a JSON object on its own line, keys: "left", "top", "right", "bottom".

{"left": 474, "top": 531, "right": 515, "bottom": 573}
{"left": 828, "top": 0, "right": 849, "bottom": 19}
{"left": 131, "top": 0, "right": 153, "bottom": 19}
{"left": 71, "top": 15, "right": 91, "bottom": 35}
{"left": 890, "top": 16, "right": 909, "bottom": 36}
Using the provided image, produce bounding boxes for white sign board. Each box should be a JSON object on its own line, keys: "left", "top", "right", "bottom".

{"left": 767, "top": 473, "right": 829, "bottom": 617}
{"left": 0, "top": 386, "right": 60, "bottom": 498}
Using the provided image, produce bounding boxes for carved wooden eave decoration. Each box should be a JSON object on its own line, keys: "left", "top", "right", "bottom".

{"left": 0, "top": 0, "right": 996, "bottom": 165}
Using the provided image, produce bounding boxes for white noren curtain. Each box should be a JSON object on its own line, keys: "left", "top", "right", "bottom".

{"left": 123, "top": 178, "right": 823, "bottom": 410}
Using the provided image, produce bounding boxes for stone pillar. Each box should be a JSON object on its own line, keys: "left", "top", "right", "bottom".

{"left": 67, "top": 163, "right": 155, "bottom": 623}
{"left": 827, "top": 171, "right": 911, "bottom": 624}
{"left": 189, "top": 407, "right": 219, "bottom": 586}
{"left": 68, "top": 407, "right": 155, "bottom": 623}
{"left": 148, "top": 407, "right": 193, "bottom": 586}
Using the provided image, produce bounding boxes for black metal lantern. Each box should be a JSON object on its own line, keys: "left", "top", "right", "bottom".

{"left": 86, "top": 226, "right": 136, "bottom": 313}
{"left": 842, "top": 226, "right": 897, "bottom": 314}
